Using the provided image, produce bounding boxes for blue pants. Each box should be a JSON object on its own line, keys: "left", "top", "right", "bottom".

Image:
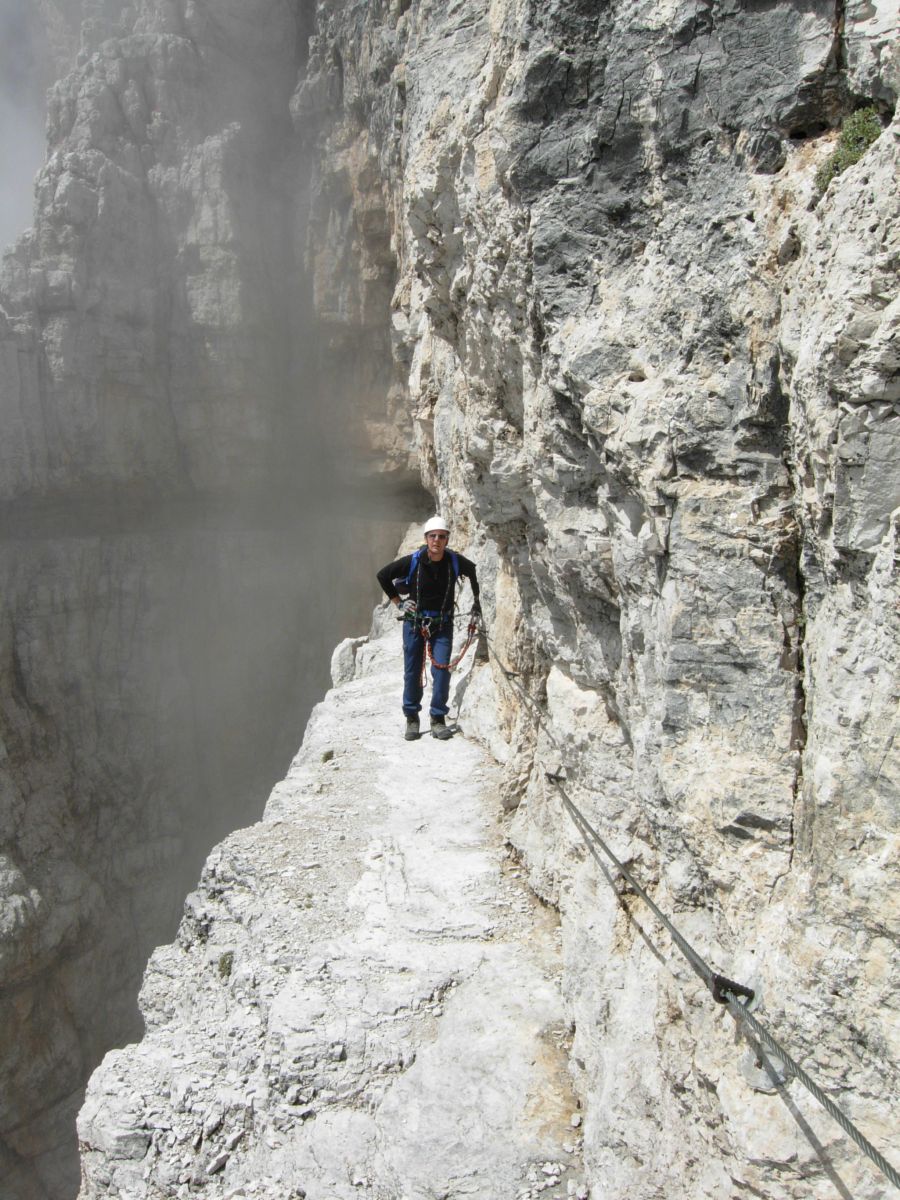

{"left": 402, "top": 619, "right": 453, "bottom": 718}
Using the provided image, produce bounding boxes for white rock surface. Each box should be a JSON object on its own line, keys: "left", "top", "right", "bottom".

{"left": 78, "top": 617, "right": 581, "bottom": 1200}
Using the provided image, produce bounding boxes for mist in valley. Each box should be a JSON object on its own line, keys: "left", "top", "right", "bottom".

{"left": 0, "top": 2, "right": 415, "bottom": 1195}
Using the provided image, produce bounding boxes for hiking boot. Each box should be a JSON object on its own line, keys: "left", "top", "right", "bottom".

{"left": 430, "top": 716, "right": 453, "bottom": 740}
{"left": 404, "top": 716, "right": 420, "bottom": 741}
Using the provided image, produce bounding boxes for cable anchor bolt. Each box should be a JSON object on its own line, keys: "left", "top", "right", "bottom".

{"left": 711, "top": 973, "right": 755, "bottom": 1006}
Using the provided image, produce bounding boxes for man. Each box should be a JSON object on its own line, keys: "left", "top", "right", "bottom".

{"left": 376, "top": 516, "right": 481, "bottom": 741}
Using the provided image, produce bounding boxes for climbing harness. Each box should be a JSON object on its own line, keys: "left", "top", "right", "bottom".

{"left": 476, "top": 622, "right": 900, "bottom": 1194}
{"left": 423, "top": 614, "right": 480, "bottom": 676}
{"left": 396, "top": 545, "right": 480, "bottom": 686}
{"left": 414, "top": 610, "right": 481, "bottom": 688}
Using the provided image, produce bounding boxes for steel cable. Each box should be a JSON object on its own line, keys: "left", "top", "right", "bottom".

{"left": 475, "top": 620, "right": 900, "bottom": 1192}
{"left": 723, "top": 995, "right": 900, "bottom": 1191}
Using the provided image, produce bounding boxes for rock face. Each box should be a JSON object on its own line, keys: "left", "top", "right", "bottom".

{"left": 1, "top": 0, "right": 301, "bottom": 500}
{"left": 288, "top": 1, "right": 898, "bottom": 1196}
{"left": 6, "top": 0, "right": 900, "bottom": 1198}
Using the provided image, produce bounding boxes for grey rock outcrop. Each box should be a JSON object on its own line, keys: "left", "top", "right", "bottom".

{"left": 2, "top": 0, "right": 301, "bottom": 500}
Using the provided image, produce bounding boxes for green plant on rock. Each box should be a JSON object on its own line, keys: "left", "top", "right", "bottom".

{"left": 815, "top": 106, "right": 882, "bottom": 194}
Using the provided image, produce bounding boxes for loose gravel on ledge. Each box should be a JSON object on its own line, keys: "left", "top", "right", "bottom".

{"left": 77, "top": 615, "right": 586, "bottom": 1200}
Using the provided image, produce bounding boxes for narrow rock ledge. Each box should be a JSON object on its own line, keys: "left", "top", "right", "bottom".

{"left": 77, "top": 611, "right": 582, "bottom": 1200}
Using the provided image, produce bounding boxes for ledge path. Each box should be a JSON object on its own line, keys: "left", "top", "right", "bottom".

{"left": 78, "top": 614, "right": 583, "bottom": 1200}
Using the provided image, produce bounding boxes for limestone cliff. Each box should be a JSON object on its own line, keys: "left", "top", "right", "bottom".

{"left": 3, "top": 0, "right": 899, "bottom": 1198}
{"left": 289, "top": 2, "right": 899, "bottom": 1195}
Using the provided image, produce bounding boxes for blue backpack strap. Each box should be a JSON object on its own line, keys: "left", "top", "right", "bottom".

{"left": 406, "top": 547, "right": 460, "bottom": 588}
{"left": 405, "top": 546, "right": 425, "bottom": 588}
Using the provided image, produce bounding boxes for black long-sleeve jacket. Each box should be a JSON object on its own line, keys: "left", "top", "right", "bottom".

{"left": 376, "top": 547, "right": 479, "bottom": 617}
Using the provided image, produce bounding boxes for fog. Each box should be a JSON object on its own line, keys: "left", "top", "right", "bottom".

{"left": 0, "top": 1, "right": 422, "bottom": 1196}
{"left": 0, "top": 0, "right": 49, "bottom": 250}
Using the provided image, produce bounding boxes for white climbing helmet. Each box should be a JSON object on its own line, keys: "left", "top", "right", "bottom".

{"left": 423, "top": 515, "right": 450, "bottom": 536}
